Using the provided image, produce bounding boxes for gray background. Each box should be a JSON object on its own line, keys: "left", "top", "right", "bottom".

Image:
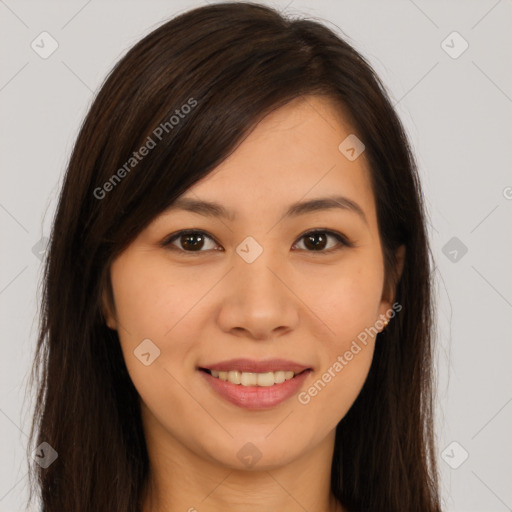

{"left": 1, "top": 0, "right": 511, "bottom": 510}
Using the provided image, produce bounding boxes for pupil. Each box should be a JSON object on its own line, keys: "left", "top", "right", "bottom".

{"left": 305, "top": 233, "right": 326, "bottom": 251}
{"left": 183, "top": 233, "right": 203, "bottom": 250}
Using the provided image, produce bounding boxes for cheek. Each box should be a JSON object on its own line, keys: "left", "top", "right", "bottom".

{"left": 110, "top": 253, "right": 198, "bottom": 338}
{"left": 109, "top": 255, "right": 201, "bottom": 419}
{"left": 297, "top": 254, "right": 382, "bottom": 410}
{"left": 306, "top": 253, "right": 384, "bottom": 340}
{"left": 296, "top": 269, "right": 381, "bottom": 430}
{"left": 298, "top": 343, "right": 375, "bottom": 439}
{"left": 108, "top": 254, "right": 187, "bottom": 381}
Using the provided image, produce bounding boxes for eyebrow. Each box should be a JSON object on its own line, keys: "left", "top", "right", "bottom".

{"left": 165, "top": 195, "right": 368, "bottom": 225}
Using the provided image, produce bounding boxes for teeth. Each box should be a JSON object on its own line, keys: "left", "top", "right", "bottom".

{"left": 228, "top": 370, "right": 241, "bottom": 384}
{"left": 210, "top": 369, "right": 296, "bottom": 386}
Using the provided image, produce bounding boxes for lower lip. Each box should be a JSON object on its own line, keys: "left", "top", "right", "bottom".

{"left": 199, "top": 369, "right": 311, "bottom": 410}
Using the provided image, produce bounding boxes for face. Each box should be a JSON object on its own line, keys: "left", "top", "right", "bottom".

{"left": 103, "top": 95, "right": 403, "bottom": 472}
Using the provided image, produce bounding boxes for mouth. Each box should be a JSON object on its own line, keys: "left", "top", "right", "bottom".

{"left": 197, "top": 358, "right": 313, "bottom": 409}
{"left": 198, "top": 367, "right": 312, "bottom": 409}
{"left": 198, "top": 367, "right": 311, "bottom": 387}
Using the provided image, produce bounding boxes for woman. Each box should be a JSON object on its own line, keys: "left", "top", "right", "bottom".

{"left": 27, "top": 2, "right": 442, "bottom": 511}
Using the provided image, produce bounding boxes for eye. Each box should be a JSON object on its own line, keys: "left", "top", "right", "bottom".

{"left": 291, "top": 229, "right": 353, "bottom": 253}
{"left": 163, "top": 230, "right": 220, "bottom": 254}
{"left": 162, "top": 229, "right": 353, "bottom": 255}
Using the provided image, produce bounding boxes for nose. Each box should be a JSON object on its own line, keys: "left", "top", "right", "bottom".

{"left": 216, "top": 247, "right": 300, "bottom": 341}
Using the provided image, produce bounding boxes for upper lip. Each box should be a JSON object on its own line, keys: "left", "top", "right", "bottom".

{"left": 199, "top": 358, "right": 312, "bottom": 374}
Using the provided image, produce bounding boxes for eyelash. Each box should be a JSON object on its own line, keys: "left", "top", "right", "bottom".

{"left": 161, "top": 229, "right": 354, "bottom": 256}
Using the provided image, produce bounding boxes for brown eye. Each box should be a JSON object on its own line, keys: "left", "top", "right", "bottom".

{"left": 292, "top": 230, "right": 351, "bottom": 253}
{"left": 180, "top": 232, "right": 205, "bottom": 251}
{"left": 162, "top": 229, "right": 352, "bottom": 256}
{"left": 304, "top": 232, "right": 329, "bottom": 251}
{"left": 164, "top": 230, "right": 219, "bottom": 253}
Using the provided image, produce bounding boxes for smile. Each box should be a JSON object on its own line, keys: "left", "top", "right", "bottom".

{"left": 199, "top": 368, "right": 312, "bottom": 409}
{"left": 205, "top": 369, "right": 299, "bottom": 386}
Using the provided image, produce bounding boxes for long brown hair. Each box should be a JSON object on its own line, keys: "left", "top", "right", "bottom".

{"left": 27, "top": 2, "right": 441, "bottom": 511}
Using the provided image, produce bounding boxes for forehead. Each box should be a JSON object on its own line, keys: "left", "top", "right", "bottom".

{"left": 176, "top": 95, "right": 377, "bottom": 228}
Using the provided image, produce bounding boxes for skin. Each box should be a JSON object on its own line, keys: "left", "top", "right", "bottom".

{"left": 103, "top": 94, "right": 405, "bottom": 512}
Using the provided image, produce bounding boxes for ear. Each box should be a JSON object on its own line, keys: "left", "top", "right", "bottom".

{"left": 377, "top": 244, "right": 405, "bottom": 329}
{"left": 101, "top": 283, "right": 118, "bottom": 331}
